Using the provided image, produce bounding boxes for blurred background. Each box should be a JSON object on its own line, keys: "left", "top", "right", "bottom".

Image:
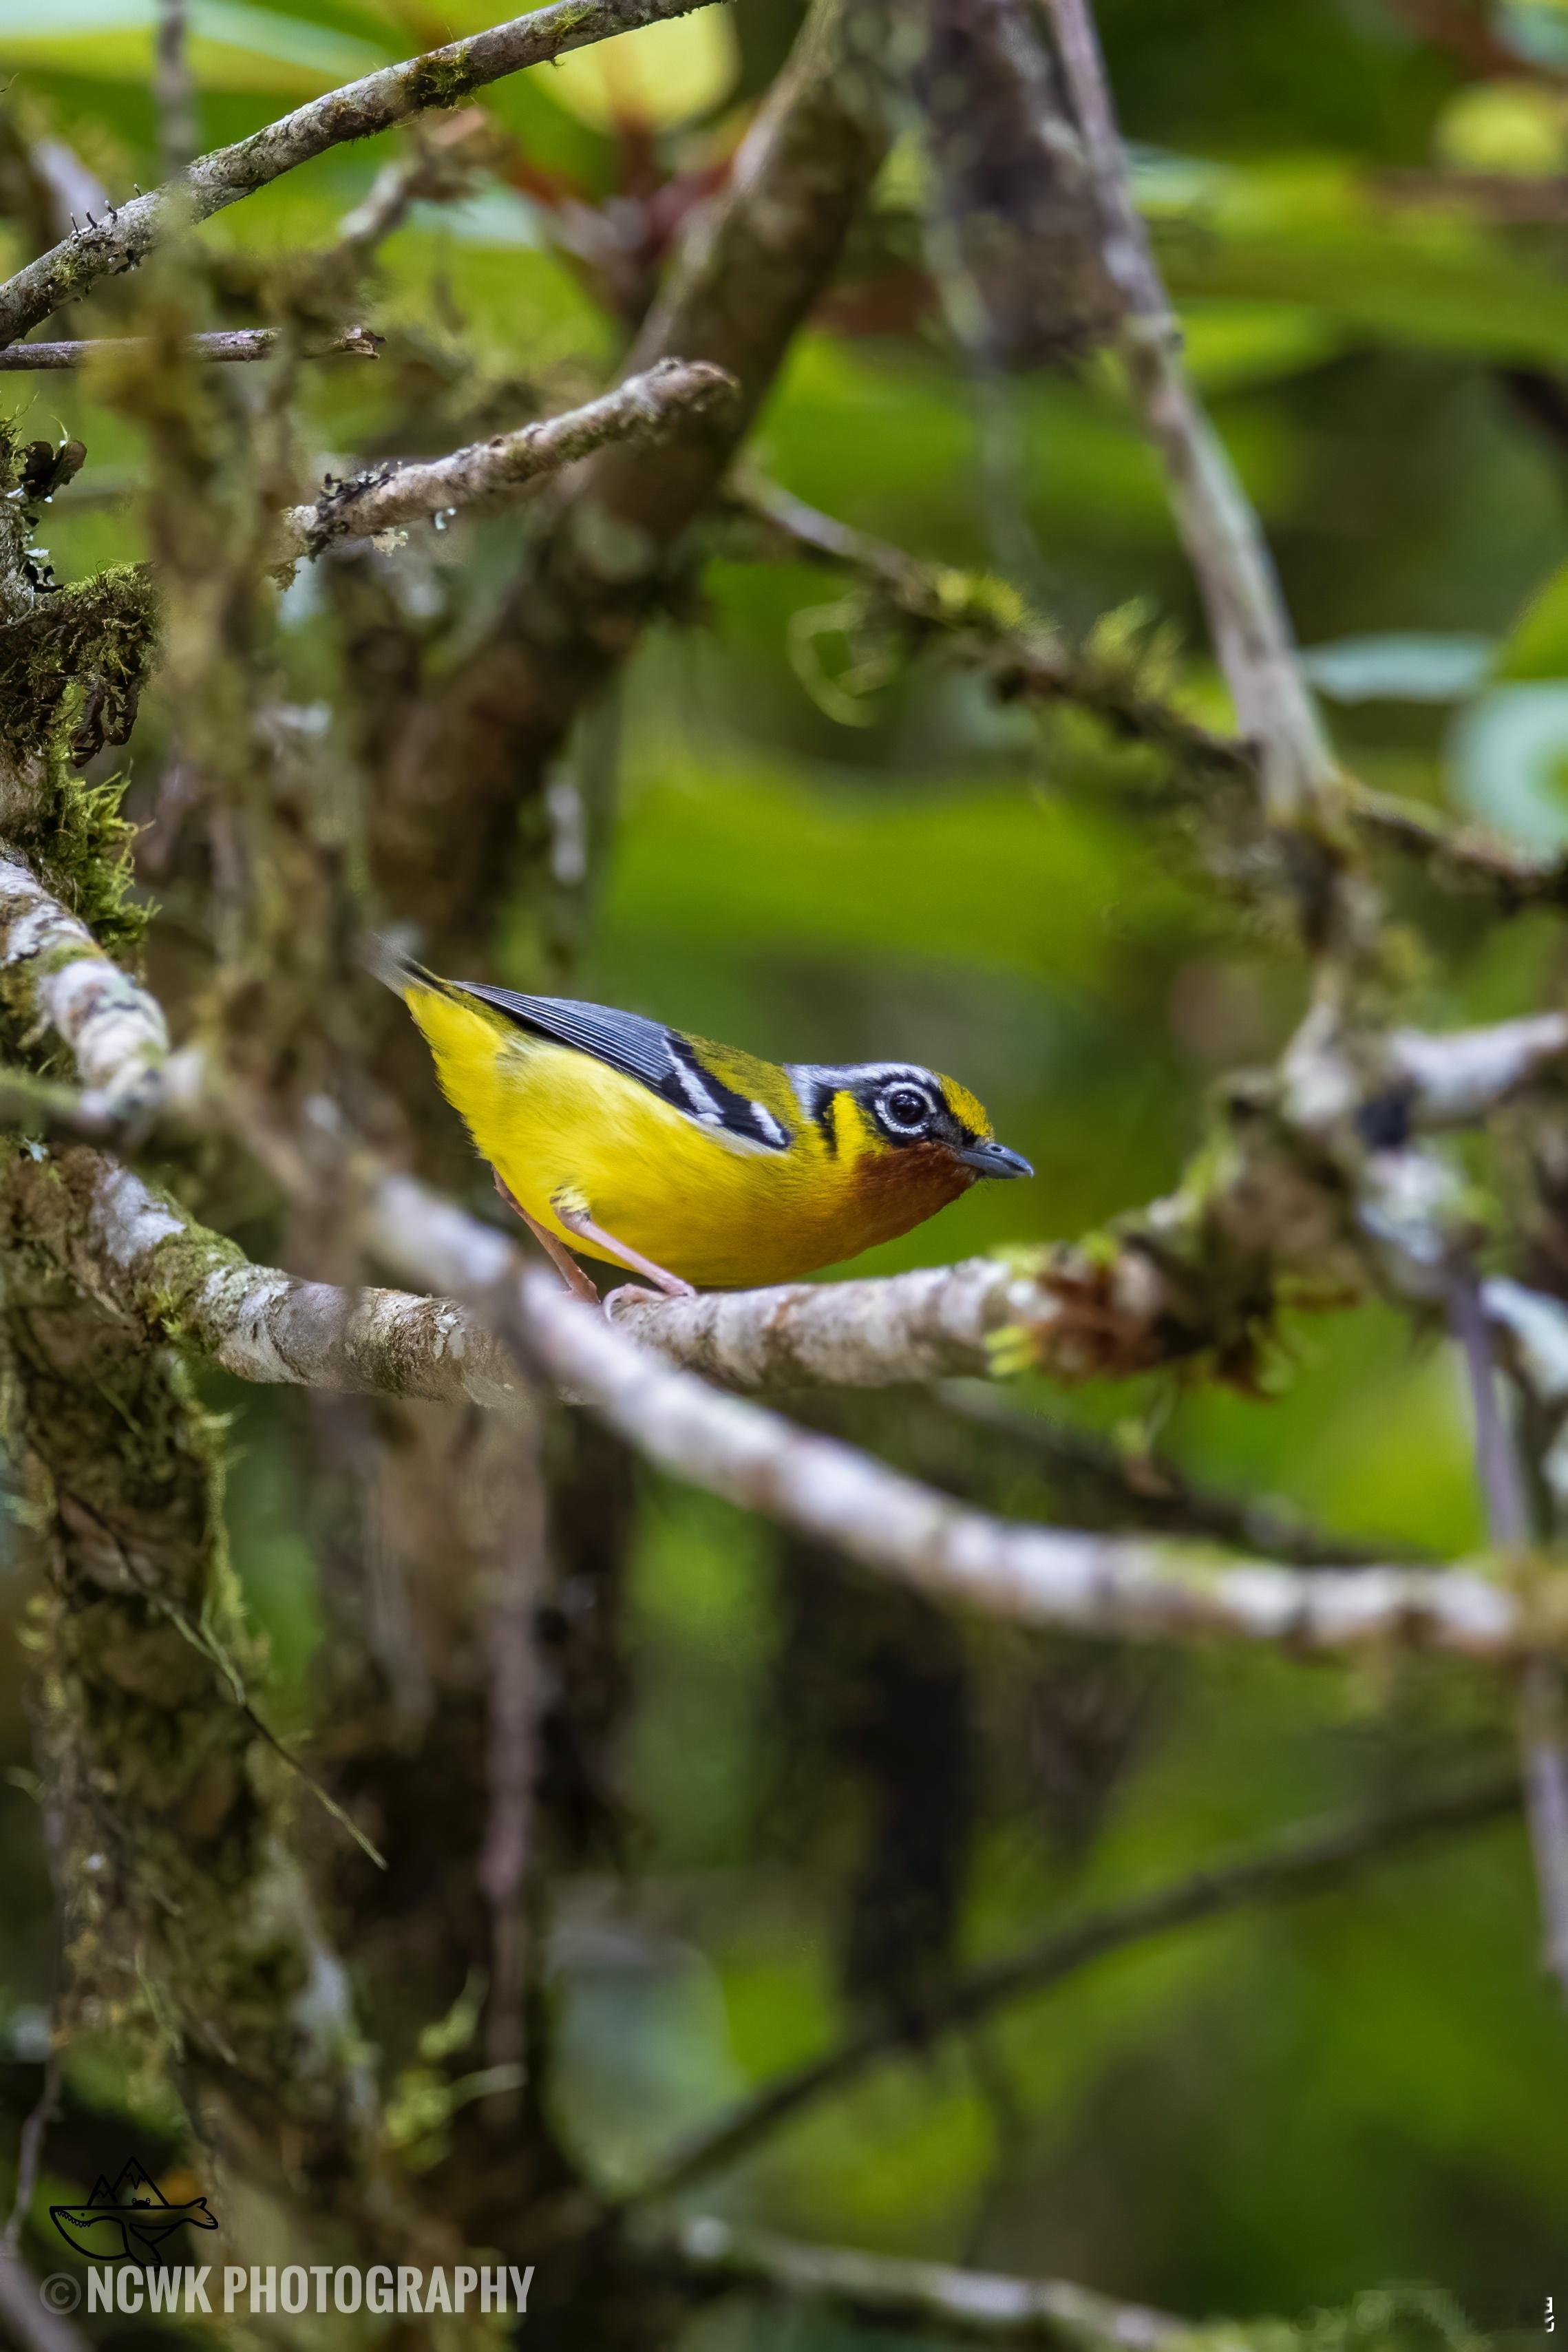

{"left": 4, "top": 0, "right": 1568, "bottom": 2338}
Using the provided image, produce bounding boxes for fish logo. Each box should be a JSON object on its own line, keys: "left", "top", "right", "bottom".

{"left": 50, "top": 2159, "right": 218, "bottom": 2267}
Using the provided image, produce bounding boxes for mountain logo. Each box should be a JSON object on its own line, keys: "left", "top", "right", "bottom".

{"left": 49, "top": 2159, "right": 218, "bottom": 2267}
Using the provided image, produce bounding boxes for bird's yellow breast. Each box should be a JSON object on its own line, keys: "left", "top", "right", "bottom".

{"left": 407, "top": 984, "right": 972, "bottom": 1289}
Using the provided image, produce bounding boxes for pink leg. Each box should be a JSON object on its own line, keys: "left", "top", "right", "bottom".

{"left": 494, "top": 1169, "right": 601, "bottom": 1304}
{"left": 551, "top": 1195, "right": 695, "bottom": 1299}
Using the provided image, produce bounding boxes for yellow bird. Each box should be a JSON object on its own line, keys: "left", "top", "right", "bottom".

{"left": 389, "top": 958, "right": 1032, "bottom": 1298}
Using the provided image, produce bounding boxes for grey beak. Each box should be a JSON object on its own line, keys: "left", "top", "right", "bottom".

{"left": 957, "top": 1138, "right": 1033, "bottom": 1179}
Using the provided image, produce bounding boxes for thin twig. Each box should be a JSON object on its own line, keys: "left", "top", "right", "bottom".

{"left": 617, "top": 1768, "right": 1519, "bottom": 2204}
{"left": 1041, "top": 0, "right": 1337, "bottom": 831}
{"left": 1452, "top": 1263, "right": 1568, "bottom": 2000}
{"left": 0, "top": 327, "right": 383, "bottom": 370}
{"left": 478, "top": 1392, "right": 548, "bottom": 2102}
{"left": 275, "top": 359, "right": 737, "bottom": 560}
{"left": 153, "top": 0, "right": 198, "bottom": 181}
{"left": 3, "top": 2048, "right": 60, "bottom": 2254}
{"left": 737, "top": 484, "right": 1568, "bottom": 916}
{"left": 0, "top": 2250, "right": 92, "bottom": 2352}
{"left": 1451, "top": 1265, "right": 1530, "bottom": 1552}
{"left": 935, "top": 1384, "right": 1436, "bottom": 1569}
{"left": 0, "top": 0, "right": 728, "bottom": 348}
{"left": 332, "top": 108, "right": 495, "bottom": 263}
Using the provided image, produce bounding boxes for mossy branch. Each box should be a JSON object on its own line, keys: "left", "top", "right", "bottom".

{"left": 0, "top": 0, "right": 730, "bottom": 348}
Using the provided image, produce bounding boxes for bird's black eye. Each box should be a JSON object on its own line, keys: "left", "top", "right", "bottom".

{"left": 880, "top": 1084, "right": 932, "bottom": 1134}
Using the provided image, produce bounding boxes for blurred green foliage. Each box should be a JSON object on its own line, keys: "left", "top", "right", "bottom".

{"left": 4, "top": 0, "right": 1568, "bottom": 2342}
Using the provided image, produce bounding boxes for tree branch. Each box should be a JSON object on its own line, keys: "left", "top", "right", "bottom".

{"left": 645, "top": 2214, "right": 1180, "bottom": 2351}
{"left": 934, "top": 1384, "right": 1434, "bottom": 1569}
{"left": 278, "top": 359, "right": 738, "bottom": 561}
{"left": 737, "top": 483, "right": 1568, "bottom": 917}
{"left": 1041, "top": 0, "right": 1338, "bottom": 836}
{"left": 0, "top": 860, "right": 1553, "bottom": 1666}
{"left": 47, "top": 1150, "right": 518, "bottom": 1406}
{"left": 0, "top": 854, "right": 171, "bottom": 1116}
{"left": 0, "top": 326, "right": 382, "bottom": 370}
{"left": 0, "top": 2251, "right": 92, "bottom": 2352}
{"left": 507, "top": 1267, "right": 1525, "bottom": 1655}
{"left": 0, "top": 0, "right": 728, "bottom": 348}
{"left": 153, "top": 0, "right": 197, "bottom": 182}
{"left": 620, "top": 1768, "right": 1518, "bottom": 2203}
{"left": 369, "top": 0, "right": 893, "bottom": 957}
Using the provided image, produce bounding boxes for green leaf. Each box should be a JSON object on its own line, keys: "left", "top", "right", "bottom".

{"left": 1301, "top": 633, "right": 1494, "bottom": 704}
{"left": 1494, "top": 559, "right": 1568, "bottom": 681}
{"left": 0, "top": 0, "right": 392, "bottom": 95}
{"left": 1449, "top": 681, "right": 1568, "bottom": 850}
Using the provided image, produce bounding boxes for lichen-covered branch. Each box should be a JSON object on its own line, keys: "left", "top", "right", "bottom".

{"left": 509, "top": 1266, "right": 1527, "bottom": 1658}
{"left": 0, "top": 0, "right": 727, "bottom": 348}
{"left": 46, "top": 1150, "right": 518, "bottom": 1406}
{"left": 0, "top": 851, "right": 171, "bottom": 1114}
{"left": 277, "top": 360, "right": 738, "bottom": 561}
{"left": 604, "top": 1008, "right": 1568, "bottom": 1392}
{"left": 0, "top": 326, "right": 382, "bottom": 370}
{"left": 0, "top": 862, "right": 1555, "bottom": 1668}
{"left": 644, "top": 2216, "right": 1180, "bottom": 2351}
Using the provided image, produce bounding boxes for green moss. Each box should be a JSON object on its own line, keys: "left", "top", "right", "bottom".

{"left": 401, "top": 37, "right": 476, "bottom": 109}
{"left": 926, "top": 563, "right": 1030, "bottom": 636}
{"left": 0, "top": 546, "right": 159, "bottom": 953}
{"left": 0, "top": 562, "right": 159, "bottom": 760}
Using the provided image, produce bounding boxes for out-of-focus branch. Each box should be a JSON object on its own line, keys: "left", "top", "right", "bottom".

{"left": 733, "top": 479, "right": 1252, "bottom": 780}
{"left": 0, "top": 0, "right": 728, "bottom": 348}
{"left": 1041, "top": 0, "right": 1339, "bottom": 840}
{"left": 154, "top": 0, "right": 198, "bottom": 180}
{"left": 623, "top": 1769, "right": 1519, "bottom": 2202}
{"left": 1455, "top": 1267, "right": 1568, "bottom": 2002}
{"left": 935, "top": 1384, "right": 1434, "bottom": 1569}
{"left": 1351, "top": 787, "right": 1568, "bottom": 911}
{"left": 332, "top": 107, "right": 496, "bottom": 264}
{"left": 646, "top": 2215, "right": 1180, "bottom": 2351}
{"left": 277, "top": 360, "right": 738, "bottom": 561}
{"left": 0, "top": 326, "right": 382, "bottom": 370}
{"left": 0, "top": 112, "right": 109, "bottom": 259}
{"left": 737, "top": 484, "right": 1568, "bottom": 915}
{"left": 372, "top": 0, "right": 894, "bottom": 956}
{"left": 0, "top": 1081, "right": 1541, "bottom": 1662}
{"left": 0, "top": 2249, "right": 92, "bottom": 2352}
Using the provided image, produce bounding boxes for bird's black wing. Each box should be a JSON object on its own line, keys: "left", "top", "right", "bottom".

{"left": 459, "top": 983, "right": 677, "bottom": 1092}
{"left": 454, "top": 982, "right": 790, "bottom": 1151}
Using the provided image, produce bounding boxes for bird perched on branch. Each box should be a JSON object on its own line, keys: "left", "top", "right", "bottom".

{"left": 383, "top": 957, "right": 1032, "bottom": 1300}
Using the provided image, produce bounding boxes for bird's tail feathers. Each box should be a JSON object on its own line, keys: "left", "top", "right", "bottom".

{"left": 361, "top": 931, "right": 450, "bottom": 1002}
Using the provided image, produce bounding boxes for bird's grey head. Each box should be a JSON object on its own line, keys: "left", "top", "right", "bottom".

{"left": 787, "top": 1062, "right": 1033, "bottom": 1177}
